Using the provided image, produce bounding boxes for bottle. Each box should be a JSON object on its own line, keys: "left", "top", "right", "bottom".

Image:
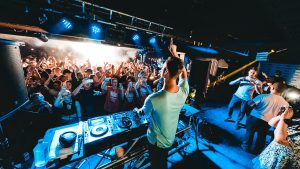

{"left": 33, "top": 139, "right": 47, "bottom": 167}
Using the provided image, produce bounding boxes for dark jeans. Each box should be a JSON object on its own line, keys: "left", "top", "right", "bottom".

{"left": 242, "top": 115, "right": 270, "bottom": 153}
{"left": 148, "top": 142, "right": 169, "bottom": 169}
{"left": 227, "top": 94, "right": 250, "bottom": 123}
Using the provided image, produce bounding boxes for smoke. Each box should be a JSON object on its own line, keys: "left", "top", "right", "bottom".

{"left": 40, "top": 39, "right": 138, "bottom": 66}
{"left": 0, "top": 33, "right": 139, "bottom": 66}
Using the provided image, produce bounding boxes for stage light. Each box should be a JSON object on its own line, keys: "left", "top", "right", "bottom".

{"left": 62, "top": 19, "right": 72, "bottom": 29}
{"left": 132, "top": 34, "right": 140, "bottom": 41}
{"left": 149, "top": 36, "right": 156, "bottom": 44}
{"left": 91, "top": 25, "right": 101, "bottom": 34}
{"left": 189, "top": 46, "right": 218, "bottom": 54}
{"left": 287, "top": 91, "right": 300, "bottom": 101}
{"left": 38, "top": 13, "right": 48, "bottom": 24}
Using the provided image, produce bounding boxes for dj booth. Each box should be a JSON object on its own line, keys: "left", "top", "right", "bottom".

{"left": 34, "top": 104, "right": 200, "bottom": 168}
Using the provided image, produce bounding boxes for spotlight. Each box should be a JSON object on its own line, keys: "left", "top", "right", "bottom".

{"left": 287, "top": 91, "right": 300, "bottom": 100}
{"left": 62, "top": 19, "right": 72, "bottom": 29}
{"left": 132, "top": 34, "right": 140, "bottom": 41}
{"left": 283, "top": 87, "right": 300, "bottom": 104}
{"left": 149, "top": 36, "right": 156, "bottom": 44}
{"left": 91, "top": 25, "right": 101, "bottom": 34}
{"left": 38, "top": 13, "right": 48, "bottom": 24}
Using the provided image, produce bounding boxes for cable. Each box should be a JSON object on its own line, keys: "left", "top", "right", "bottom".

{"left": 121, "top": 137, "right": 141, "bottom": 158}
{"left": 95, "top": 148, "right": 112, "bottom": 168}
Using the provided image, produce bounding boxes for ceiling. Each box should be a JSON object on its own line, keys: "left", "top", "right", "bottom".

{"left": 1, "top": 0, "right": 300, "bottom": 63}
{"left": 98, "top": 0, "right": 300, "bottom": 56}
{"left": 97, "top": 0, "right": 289, "bottom": 41}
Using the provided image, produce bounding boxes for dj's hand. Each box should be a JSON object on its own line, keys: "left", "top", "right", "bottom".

{"left": 133, "top": 107, "right": 145, "bottom": 116}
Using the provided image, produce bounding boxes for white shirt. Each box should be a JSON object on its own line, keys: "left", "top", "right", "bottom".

{"left": 234, "top": 76, "right": 262, "bottom": 101}
{"left": 250, "top": 94, "right": 289, "bottom": 122}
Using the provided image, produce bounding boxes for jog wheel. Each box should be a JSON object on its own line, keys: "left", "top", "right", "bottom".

{"left": 118, "top": 117, "right": 132, "bottom": 128}
{"left": 91, "top": 124, "right": 108, "bottom": 137}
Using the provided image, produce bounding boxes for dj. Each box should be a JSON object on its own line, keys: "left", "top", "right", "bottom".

{"left": 137, "top": 44, "right": 189, "bottom": 169}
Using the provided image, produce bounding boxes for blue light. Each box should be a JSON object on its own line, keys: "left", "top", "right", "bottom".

{"left": 132, "top": 34, "right": 140, "bottom": 41}
{"left": 149, "top": 37, "right": 156, "bottom": 44}
{"left": 62, "top": 19, "right": 72, "bottom": 29}
{"left": 189, "top": 46, "right": 219, "bottom": 54}
{"left": 91, "top": 25, "right": 101, "bottom": 34}
{"left": 222, "top": 48, "right": 249, "bottom": 57}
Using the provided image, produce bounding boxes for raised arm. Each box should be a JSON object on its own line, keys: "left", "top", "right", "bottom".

{"left": 54, "top": 87, "right": 65, "bottom": 108}
{"left": 114, "top": 62, "right": 123, "bottom": 76}
{"left": 180, "top": 65, "right": 188, "bottom": 81}
{"left": 274, "top": 107, "right": 294, "bottom": 146}
{"left": 254, "top": 83, "right": 263, "bottom": 94}
{"left": 229, "top": 77, "right": 244, "bottom": 85}
{"left": 101, "top": 78, "right": 110, "bottom": 92}
{"left": 169, "top": 44, "right": 180, "bottom": 58}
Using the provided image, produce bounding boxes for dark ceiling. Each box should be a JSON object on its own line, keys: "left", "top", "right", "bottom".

{"left": 98, "top": 0, "right": 300, "bottom": 52}
{"left": 94, "top": 0, "right": 300, "bottom": 63}
{"left": 1, "top": 0, "right": 300, "bottom": 62}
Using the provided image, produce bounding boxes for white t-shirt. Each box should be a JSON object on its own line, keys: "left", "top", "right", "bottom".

{"left": 234, "top": 76, "right": 262, "bottom": 101}
{"left": 250, "top": 94, "right": 289, "bottom": 122}
{"left": 143, "top": 79, "right": 189, "bottom": 148}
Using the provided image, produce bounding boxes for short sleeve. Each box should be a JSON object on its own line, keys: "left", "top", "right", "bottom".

{"left": 253, "top": 94, "right": 264, "bottom": 105}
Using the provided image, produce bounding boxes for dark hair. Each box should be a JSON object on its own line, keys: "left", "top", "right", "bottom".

{"left": 40, "top": 71, "right": 49, "bottom": 80}
{"left": 250, "top": 67, "right": 257, "bottom": 71}
{"left": 59, "top": 75, "right": 66, "bottom": 81}
{"left": 45, "top": 69, "right": 52, "bottom": 74}
{"left": 53, "top": 80, "right": 62, "bottom": 86}
{"left": 272, "top": 82, "right": 286, "bottom": 93}
{"left": 63, "top": 69, "right": 72, "bottom": 75}
{"left": 275, "top": 70, "right": 281, "bottom": 76}
{"left": 166, "top": 57, "right": 184, "bottom": 78}
{"left": 266, "top": 77, "right": 273, "bottom": 83}
{"left": 85, "top": 68, "right": 93, "bottom": 74}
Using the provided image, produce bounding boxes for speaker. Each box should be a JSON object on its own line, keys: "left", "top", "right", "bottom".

{"left": 0, "top": 39, "right": 28, "bottom": 118}
{"left": 189, "top": 60, "right": 210, "bottom": 92}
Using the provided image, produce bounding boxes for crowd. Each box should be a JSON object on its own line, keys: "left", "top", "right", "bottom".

{"left": 22, "top": 52, "right": 167, "bottom": 132}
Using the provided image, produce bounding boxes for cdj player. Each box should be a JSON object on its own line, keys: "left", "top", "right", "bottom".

{"left": 35, "top": 104, "right": 197, "bottom": 168}
{"left": 83, "top": 110, "right": 150, "bottom": 155}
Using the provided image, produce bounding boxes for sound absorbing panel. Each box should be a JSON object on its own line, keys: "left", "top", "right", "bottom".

{"left": 0, "top": 39, "right": 28, "bottom": 119}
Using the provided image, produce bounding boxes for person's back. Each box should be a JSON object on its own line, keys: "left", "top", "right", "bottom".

{"left": 146, "top": 78, "right": 188, "bottom": 147}
{"left": 140, "top": 45, "right": 189, "bottom": 169}
{"left": 250, "top": 94, "right": 289, "bottom": 122}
